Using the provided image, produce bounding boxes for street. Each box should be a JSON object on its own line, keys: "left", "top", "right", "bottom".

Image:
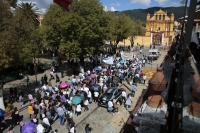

{"left": 2, "top": 47, "right": 167, "bottom": 133}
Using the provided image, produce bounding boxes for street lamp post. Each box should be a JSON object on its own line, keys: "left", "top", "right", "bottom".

{"left": 32, "top": 48, "right": 37, "bottom": 84}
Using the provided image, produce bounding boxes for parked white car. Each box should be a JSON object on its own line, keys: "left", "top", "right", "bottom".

{"left": 148, "top": 49, "right": 159, "bottom": 60}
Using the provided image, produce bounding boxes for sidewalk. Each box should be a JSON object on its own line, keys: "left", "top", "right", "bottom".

{"left": 102, "top": 82, "right": 148, "bottom": 133}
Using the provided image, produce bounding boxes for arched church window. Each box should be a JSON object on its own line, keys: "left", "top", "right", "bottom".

{"left": 163, "top": 15, "right": 165, "bottom": 20}
{"left": 159, "top": 15, "right": 161, "bottom": 20}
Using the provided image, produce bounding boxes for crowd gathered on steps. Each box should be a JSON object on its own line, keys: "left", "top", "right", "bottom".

{"left": 0, "top": 51, "right": 152, "bottom": 133}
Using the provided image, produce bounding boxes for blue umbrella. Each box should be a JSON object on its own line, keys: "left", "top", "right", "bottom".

{"left": 72, "top": 96, "right": 82, "bottom": 105}
{"left": 120, "top": 60, "right": 124, "bottom": 64}
{"left": 90, "top": 84, "right": 101, "bottom": 91}
{"left": 0, "top": 108, "right": 4, "bottom": 117}
{"left": 94, "top": 66, "right": 102, "bottom": 71}
{"left": 22, "top": 122, "right": 36, "bottom": 133}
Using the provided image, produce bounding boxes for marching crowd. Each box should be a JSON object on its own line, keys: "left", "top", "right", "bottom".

{"left": 1, "top": 50, "right": 150, "bottom": 133}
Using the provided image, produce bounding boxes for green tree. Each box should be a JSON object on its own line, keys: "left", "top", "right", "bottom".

{"left": 0, "top": 1, "right": 40, "bottom": 68}
{"left": 111, "top": 13, "right": 134, "bottom": 44}
{"left": 42, "top": 0, "right": 110, "bottom": 66}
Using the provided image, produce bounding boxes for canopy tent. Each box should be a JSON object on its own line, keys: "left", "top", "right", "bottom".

{"left": 102, "top": 56, "right": 114, "bottom": 65}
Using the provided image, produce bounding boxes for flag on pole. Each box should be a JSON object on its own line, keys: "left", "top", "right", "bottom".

{"left": 53, "top": 0, "right": 73, "bottom": 11}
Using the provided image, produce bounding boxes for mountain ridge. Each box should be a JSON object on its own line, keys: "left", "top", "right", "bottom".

{"left": 117, "top": 6, "right": 187, "bottom": 22}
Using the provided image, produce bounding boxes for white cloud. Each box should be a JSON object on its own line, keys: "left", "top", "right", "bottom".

{"left": 109, "top": 7, "right": 116, "bottom": 11}
{"left": 104, "top": 5, "right": 116, "bottom": 12}
{"left": 169, "top": 2, "right": 182, "bottom": 7}
{"left": 154, "top": 0, "right": 170, "bottom": 5}
{"left": 18, "top": 0, "right": 53, "bottom": 14}
{"left": 131, "top": 0, "right": 151, "bottom": 6}
{"left": 104, "top": 5, "right": 108, "bottom": 11}
{"left": 110, "top": 2, "right": 121, "bottom": 7}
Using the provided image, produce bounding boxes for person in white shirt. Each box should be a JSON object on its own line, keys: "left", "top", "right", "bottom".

{"left": 37, "top": 123, "right": 45, "bottom": 133}
{"left": 54, "top": 85, "right": 59, "bottom": 92}
{"left": 107, "top": 100, "right": 113, "bottom": 113}
{"left": 87, "top": 70, "right": 91, "bottom": 75}
{"left": 42, "top": 84, "right": 47, "bottom": 92}
{"left": 143, "top": 75, "right": 147, "bottom": 84}
{"left": 87, "top": 91, "right": 92, "bottom": 102}
{"left": 71, "top": 76, "right": 77, "bottom": 86}
{"left": 84, "top": 98, "right": 89, "bottom": 111}
{"left": 76, "top": 104, "right": 82, "bottom": 116}
{"left": 42, "top": 115, "right": 50, "bottom": 132}
{"left": 142, "top": 59, "right": 146, "bottom": 67}
{"left": 140, "top": 49, "right": 142, "bottom": 54}
{"left": 93, "top": 91, "right": 99, "bottom": 103}
{"left": 70, "top": 125, "right": 75, "bottom": 133}
{"left": 121, "top": 90, "right": 127, "bottom": 104}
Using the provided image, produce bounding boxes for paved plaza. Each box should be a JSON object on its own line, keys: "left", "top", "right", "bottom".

{"left": 2, "top": 48, "right": 167, "bottom": 133}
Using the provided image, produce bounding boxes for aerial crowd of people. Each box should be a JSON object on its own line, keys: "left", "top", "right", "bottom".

{"left": 0, "top": 46, "right": 153, "bottom": 133}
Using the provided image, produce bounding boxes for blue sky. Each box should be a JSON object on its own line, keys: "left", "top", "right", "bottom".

{"left": 102, "top": 0, "right": 184, "bottom": 11}
{"left": 18, "top": 0, "right": 184, "bottom": 13}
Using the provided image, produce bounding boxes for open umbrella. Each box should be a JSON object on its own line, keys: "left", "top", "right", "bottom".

{"left": 60, "top": 82, "right": 68, "bottom": 88}
{"left": 120, "top": 60, "right": 124, "bottom": 64}
{"left": 71, "top": 96, "right": 82, "bottom": 105}
{"left": 22, "top": 122, "right": 36, "bottom": 133}
{"left": 90, "top": 84, "right": 101, "bottom": 91}
{"left": 0, "top": 108, "right": 4, "bottom": 117}
{"left": 94, "top": 66, "right": 102, "bottom": 71}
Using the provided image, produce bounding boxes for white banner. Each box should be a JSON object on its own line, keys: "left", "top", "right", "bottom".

{"left": 102, "top": 56, "right": 114, "bottom": 64}
{"left": 121, "top": 51, "right": 133, "bottom": 60}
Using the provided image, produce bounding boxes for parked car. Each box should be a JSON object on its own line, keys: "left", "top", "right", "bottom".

{"left": 98, "top": 87, "right": 123, "bottom": 107}
{"left": 148, "top": 49, "right": 159, "bottom": 60}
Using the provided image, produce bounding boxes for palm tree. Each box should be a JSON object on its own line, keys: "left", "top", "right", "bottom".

{"left": 16, "top": 2, "right": 39, "bottom": 25}
{"left": 7, "top": 0, "right": 18, "bottom": 8}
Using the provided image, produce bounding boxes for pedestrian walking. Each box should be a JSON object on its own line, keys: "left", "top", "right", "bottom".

{"left": 76, "top": 104, "right": 82, "bottom": 116}
{"left": 113, "top": 99, "right": 119, "bottom": 115}
{"left": 131, "top": 83, "right": 137, "bottom": 97}
{"left": 56, "top": 105, "right": 65, "bottom": 125}
{"left": 25, "top": 75, "right": 29, "bottom": 86}
{"left": 85, "top": 124, "right": 91, "bottom": 133}
{"left": 93, "top": 91, "right": 99, "bottom": 103}
{"left": 55, "top": 72, "right": 60, "bottom": 83}
{"left": 125, "top": 95, "right": 132, "bottom": 110}
{"left": 36, "top": 121, "right": 45, "bottom": 133}
{"left": 121, "top": 90, "right": 127, "bottom": 104}
{"left": 42, "top": 114, "right": 51, "bottom": 133}
{"left": 143, "top": 74, "right": 147, "bottom": 84}
{"left": 107, "top": 100, "right": 113, "bottom": 114}
{"left": 139, "top": 49, "right": 142, "bottom": 54}
{"left": 84, "top": 98, "right": 89, "bottom": 111}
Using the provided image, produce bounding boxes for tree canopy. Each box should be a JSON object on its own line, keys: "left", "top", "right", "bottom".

{"left": 40, "top": 0, "right": 144, "bottom": 60}
{"left": 0, "top": 0, "right": 144, "bottom": 68}
{"left": 0, "top": 0, "right": 39, "bottom": 68}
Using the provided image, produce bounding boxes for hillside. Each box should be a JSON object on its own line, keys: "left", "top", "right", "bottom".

{"left": 117, "top": 6, "right": 187, "bottom": 22}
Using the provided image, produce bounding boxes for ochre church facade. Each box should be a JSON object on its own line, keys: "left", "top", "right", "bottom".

{"left": 118, "top": 9, "right": 174, "bottom": 46}
{"left": 145, "top": 9, "right": 174, "bottom": 45}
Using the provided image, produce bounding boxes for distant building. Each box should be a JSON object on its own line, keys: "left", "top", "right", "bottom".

{"left": 37, "top": 14, "right": 45, "bottom": 26}
{"left": 145, "top": 9, "right": 174, "bottom": 45}
{"left": 118, "top": 9, "right": 175, "bottom": 46}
